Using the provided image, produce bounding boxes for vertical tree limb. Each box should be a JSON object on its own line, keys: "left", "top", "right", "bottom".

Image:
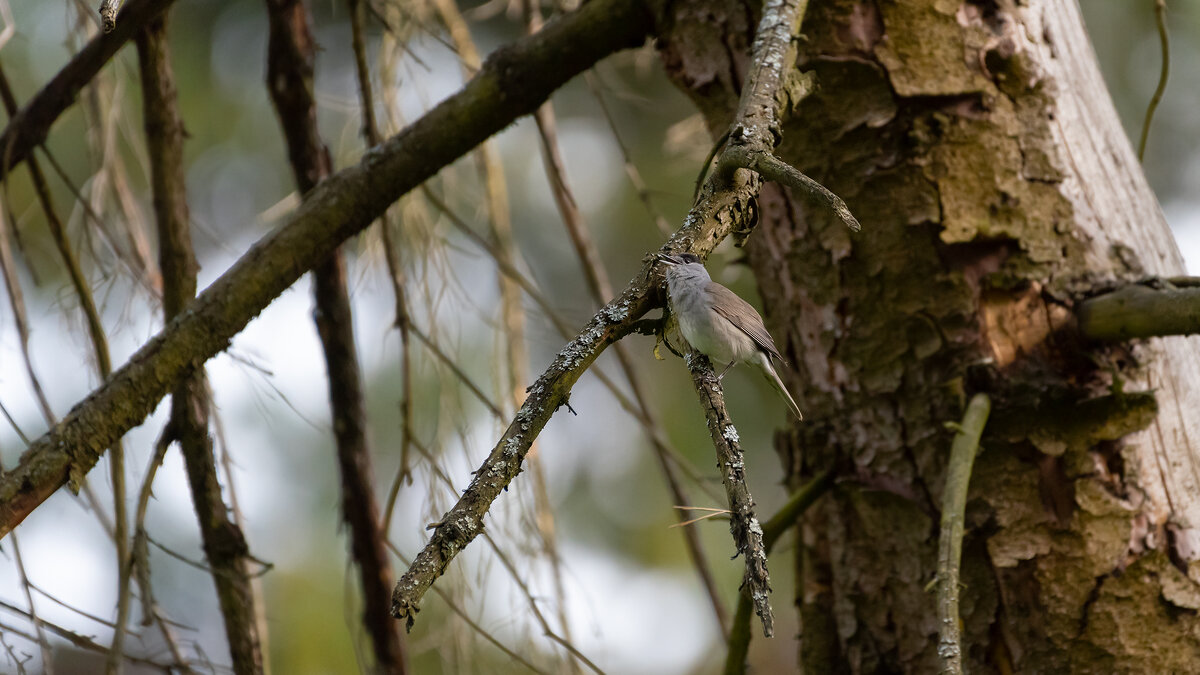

{"left": 264, "top": 0, "right": 406, "bottom": 671}
{"left": 136, "top": 15, "right": 264, "bottom": 675}
{"left": 936, "top": 394, "right": 991, "bottom": 675}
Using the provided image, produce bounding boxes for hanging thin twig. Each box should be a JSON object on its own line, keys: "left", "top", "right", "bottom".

{"left": 1137, "top": 0, "right": 1169, "bottom": 162}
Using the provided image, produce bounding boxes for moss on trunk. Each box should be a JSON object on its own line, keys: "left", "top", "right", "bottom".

{"left": 661, "top": 0, "right": 1200, "bottom": 671}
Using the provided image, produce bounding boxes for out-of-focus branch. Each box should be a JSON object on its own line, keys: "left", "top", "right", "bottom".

{"left": 936, "top": 394, "right": 991, "bottom": 675}
{"left": 264, "top": 0, "right": 405, "bottom": 672}
{"left": 1077, "top": 282, "right": 1200, "bottom": 341}
{"left": 0, "top": 0, "right": 656, "bottom": 539}
{"left": 436, "top": 2, "right": 578, "bottom": 658}
{"left": 0, "top": 0, "right": 177, "bottom": 181}
{"left": 1137, "top": 0, "right": 1169, "bottom": 162}
{"left": 99, "top": 0, "right": 124, "bottom": 33}
{"left": 136, "top": 15, "right": 263, "bottom": 675}
{"left": 385, "top": 542, "right": 550, "bottom": 675}
{"left": 0, "top": 60, "right": 131, "bottom": 675}
{"left": 685, "top": 353, "right": 772, "bottom": 638}
{"left": 405, "top": 437, "right": 601, "bottom": 673}
{"left": 585, "top": 72, "right": 673, "bottom": 236}
{"left": 346, "top": 0, "right": 416, "bottom": 510}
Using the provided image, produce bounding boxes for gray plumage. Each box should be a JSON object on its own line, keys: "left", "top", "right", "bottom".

{"left": 661, "top": 253, "right": 803, "bottom": 421}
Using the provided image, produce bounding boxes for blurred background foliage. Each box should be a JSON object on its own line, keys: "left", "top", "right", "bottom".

{"left": 0, "top": 1, "right": 1196, "bottom": 673}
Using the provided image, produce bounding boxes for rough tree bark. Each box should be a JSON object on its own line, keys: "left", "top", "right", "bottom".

{"left": 662, "top": 0, "right": 1200, "bottom": 672}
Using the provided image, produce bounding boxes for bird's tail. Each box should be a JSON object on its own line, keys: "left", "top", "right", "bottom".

{"left": 760, "top": 358, "right": 803, "bottom": 422}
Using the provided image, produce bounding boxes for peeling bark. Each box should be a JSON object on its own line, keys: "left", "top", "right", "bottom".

{"left": 661, "top": 0, "right": 1200, "bottom": 671}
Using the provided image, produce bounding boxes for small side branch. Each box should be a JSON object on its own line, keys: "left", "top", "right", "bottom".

{"left": 1137, "top": 0, "right": 1169, "bottom": 162}
{"left": 723, "top": 146, "right": 861, "bottom": 232}
{"left": 1077, "top": 283, "right": 1200, "bottom": 341}
{"left": 936, "top": 393, "right": 991, "bottom": 675}
{"left": 0, "top": 0, "right": 179, "bottom": 181}
{"left": 686, "top": 352, "right": 773, "bottom": 638}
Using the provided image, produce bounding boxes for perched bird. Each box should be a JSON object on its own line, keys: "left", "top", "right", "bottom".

{"left": 660, "top": 252, "right": 803, "bottom": 421}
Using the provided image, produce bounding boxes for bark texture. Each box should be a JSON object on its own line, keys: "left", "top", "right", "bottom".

{"left": 662, "top": 0, "right": 1200, "bottom": 672}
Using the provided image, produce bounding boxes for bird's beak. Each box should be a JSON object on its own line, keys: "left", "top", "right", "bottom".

{"left": 657, "top": 253, "right": 683, "bottom": 266}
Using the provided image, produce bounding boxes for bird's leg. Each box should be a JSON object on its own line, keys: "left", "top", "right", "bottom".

{"left": 717, "top": 362, "right": 735, "bottom": 380}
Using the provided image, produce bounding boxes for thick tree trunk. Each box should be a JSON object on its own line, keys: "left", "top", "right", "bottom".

{"left": 662, "top": 0, "right": 1200, "bottom": 671}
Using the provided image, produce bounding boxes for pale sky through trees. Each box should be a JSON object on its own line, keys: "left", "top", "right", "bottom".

{"left": 0, "top": 1, "right": 1197, "bottom": 673}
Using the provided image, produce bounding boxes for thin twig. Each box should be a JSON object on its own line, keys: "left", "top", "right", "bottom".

{"left": 386, "top": 542, "right": 551, "bottom": 675}
{"left": 437, "top": 2, "right": 577, "bottom": 659}
{"left": 99, "top": 0, "right": 125, "bottom": 32}
{"left": 0, "top": 0, "right": 656, "bottom": 549}
{"left": 723, "top": 145, "right": 860, "bottom": 232}
{"left": 9, "top": 533, "right": 53, "bottom": 674}
{"left": 1137, "top": 0, "right": 1169, "bottom": 162}
{"left": 936, "top": 394, "right": 991, "bottom": 675}
{"left": 585, "top": 72, "right": 673, "bottom": 236}
{"left": 0, "top": 62, "right": 133, "bottom": 675}
{"left": 0, "top": 202, "right": 56, "bottom": 426}
{"left": 347, "top": 0, "right": 416, "bottom": 496}
{"left": 406, "top": 438, "right": 602, "bottom": 674}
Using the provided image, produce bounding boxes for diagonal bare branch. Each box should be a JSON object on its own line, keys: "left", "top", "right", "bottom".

{"left": 0, "top": 0, "right": 658, "bottom": 538}
{"left": 0, "top": 0, "right": 177, "bottom": 181}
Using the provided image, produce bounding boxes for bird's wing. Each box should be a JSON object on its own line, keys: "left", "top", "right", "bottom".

{"left": 706, "top": 282, "right": 786, "bottom": 363}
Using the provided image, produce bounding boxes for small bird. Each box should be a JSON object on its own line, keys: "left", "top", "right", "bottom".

{"left": 659, "top": 253, "right": 803, "bottom": 421}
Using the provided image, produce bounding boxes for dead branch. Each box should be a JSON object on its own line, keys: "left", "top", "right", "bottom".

{"left": 0, "top": 0, "right": 656, "bottom": 538}
{"left": 264, "top": 0, "right": 405, "bottom": 671}
{"left": 137, "top": 14, "right": 264, "bottom": 674}
{"left": 724, "top": 468, "right": 835, "bottom": 674}
{"left": 0, "top": 0, "right": 176, "bottom": 181}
